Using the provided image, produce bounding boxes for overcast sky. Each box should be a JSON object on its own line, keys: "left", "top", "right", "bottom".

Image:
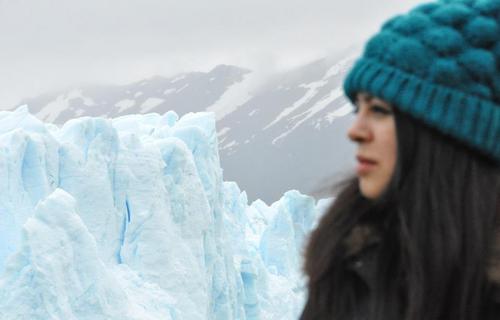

{"left": 0, "top": 0, "right": 424, "bottom": 108}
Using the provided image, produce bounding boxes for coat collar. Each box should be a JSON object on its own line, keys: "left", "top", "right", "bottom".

{"left": 343, "top": 224, "right": 381, "bottom": 259}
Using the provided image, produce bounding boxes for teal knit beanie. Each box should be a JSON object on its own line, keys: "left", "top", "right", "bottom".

{"left": 343, "top": 0, "right": 500, "bottom": 162}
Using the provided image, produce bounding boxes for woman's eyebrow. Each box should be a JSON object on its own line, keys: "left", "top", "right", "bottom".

{"left": 355, "top": 93, "right": 374, "bottom": 104}
{"left": 371, "top": 99, "right": 392, "bottom": 109}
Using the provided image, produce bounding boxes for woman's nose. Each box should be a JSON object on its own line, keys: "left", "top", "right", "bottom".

{"left": 347, "top": 115, "right": 371, "bottom": 143}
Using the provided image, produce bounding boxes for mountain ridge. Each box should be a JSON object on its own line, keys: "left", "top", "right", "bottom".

{"left": 15, "top": 47, "right": 361, "bottom": 202}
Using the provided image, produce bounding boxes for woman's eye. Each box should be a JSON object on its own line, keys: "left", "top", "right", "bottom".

{"left": 371, "top": 105, "right": 392, "bottom": 115}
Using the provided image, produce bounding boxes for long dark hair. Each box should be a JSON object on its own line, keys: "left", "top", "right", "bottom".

{"left": 300, "top": 108, "right": 500, "bottom": 320}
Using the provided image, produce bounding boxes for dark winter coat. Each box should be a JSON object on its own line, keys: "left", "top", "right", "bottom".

{"left": 343, "top": 225, "right": 500, "bottom": 319}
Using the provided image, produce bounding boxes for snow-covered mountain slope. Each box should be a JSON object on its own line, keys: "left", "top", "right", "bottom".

{"left": 15, "top": 47, "right": 360, "bottom": 202}
{"left": 19, "top": 64, "right": 250, "bottom": 124}
{"left": 217, "top": 50, "right": 359, "bottom": 203}
{"left": 0, "top": 107, "right": 331, "bottom": 320}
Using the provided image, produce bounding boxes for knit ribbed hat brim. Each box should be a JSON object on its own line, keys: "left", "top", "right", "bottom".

{"left": 344, "top": 57, "right": 500, "bottom": 161}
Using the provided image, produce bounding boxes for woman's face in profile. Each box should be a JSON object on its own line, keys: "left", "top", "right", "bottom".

{"left": 347, "top": 92, "right": 397, "bottom": 199}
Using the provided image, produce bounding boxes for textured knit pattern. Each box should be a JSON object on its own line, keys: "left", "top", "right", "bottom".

{"left": 344, "top": 0, "right": 500, "bottom": 161}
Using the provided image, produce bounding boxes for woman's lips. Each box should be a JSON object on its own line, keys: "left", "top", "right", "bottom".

{"left": 356, "top": 156, "right": 377, "bottom": 175}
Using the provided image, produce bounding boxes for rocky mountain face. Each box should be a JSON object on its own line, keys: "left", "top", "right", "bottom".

{"left": 17, "top": 47, "right": 360, "bottom": 203}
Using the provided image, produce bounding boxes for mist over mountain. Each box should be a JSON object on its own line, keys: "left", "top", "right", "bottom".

{"left": 17, "top": 47, "right": 360, "bottom": 203}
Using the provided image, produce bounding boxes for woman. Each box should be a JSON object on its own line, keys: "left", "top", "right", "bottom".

{"left": 300, "top": 0, "right": 500, "bottom": 319}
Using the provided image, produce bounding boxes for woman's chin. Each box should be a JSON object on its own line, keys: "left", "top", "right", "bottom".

{"left": 359, "top": 179, "right": 382, "bottom": 199}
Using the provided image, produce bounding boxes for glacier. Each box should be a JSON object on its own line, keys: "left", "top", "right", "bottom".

{"left": 0, "top": 106, "right": 331, "bottom": 320}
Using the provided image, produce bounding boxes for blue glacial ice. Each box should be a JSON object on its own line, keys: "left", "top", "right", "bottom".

{"left": 0, "top": 106, "right": 332, "bottom": 320}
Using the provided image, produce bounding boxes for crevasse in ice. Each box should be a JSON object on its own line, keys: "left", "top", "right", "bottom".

{"left": 0, "top": 106, "right": 332, "bottom": 320}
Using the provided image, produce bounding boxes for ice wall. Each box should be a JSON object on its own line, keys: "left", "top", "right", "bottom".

{"left": 0, "top": 106, "right": 331, "bottom": 320}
